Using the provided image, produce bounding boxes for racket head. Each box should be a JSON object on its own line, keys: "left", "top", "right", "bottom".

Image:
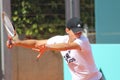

{"left": 2, "top": 12, "right": 15, "bottom": 38}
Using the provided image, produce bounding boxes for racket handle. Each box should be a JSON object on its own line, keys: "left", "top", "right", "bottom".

{"left": 8, "top": 36, "right": 13, "bottom": 48}
{"left": 9, "top": 39, "right": 12, "bottom": 45}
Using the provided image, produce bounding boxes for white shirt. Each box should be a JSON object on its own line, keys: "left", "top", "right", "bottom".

{"left": 47, "top": 35, "right": 102, "bottom": 80}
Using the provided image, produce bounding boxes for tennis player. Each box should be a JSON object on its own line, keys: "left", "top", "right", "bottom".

{"left": 7, "top": 17, "right": 102, "bottom": 80}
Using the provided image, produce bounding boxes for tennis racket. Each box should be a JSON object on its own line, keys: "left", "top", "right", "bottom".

{"left": 2, "top": 12, "right": 16, "bottom": 48}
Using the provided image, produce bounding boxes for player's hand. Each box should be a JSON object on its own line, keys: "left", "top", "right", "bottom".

{"left": 32, "top": 44, "right": 46, "bottom": 59}
{"left": 6, "top": 40, "right": 13, "bottom": 48}
{"left": 6, "top": 33, "right": 19, "bottom": 48}
{"left": 6, "top": 39, "right": 15, "bottom": 48}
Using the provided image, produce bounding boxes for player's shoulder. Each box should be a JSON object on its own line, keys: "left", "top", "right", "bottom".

{"left": 80, "top": 35, "right": 89, "bottom": 41}
{"left": 47, "top": 35, "right": 69, "bottom": 44}
{"left": 50, "top": 35, "right": 68, "bottom": 39}
{"left": 75, "top": 35, "right": 89, "bottom": 44}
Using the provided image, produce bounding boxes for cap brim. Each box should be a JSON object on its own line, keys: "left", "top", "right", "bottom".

{"left": 71, "top": 28, "right": 83, "bottom": 33}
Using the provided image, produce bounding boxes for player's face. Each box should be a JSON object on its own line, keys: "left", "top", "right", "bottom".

{"left": 74, "top": 31, "right": 82, "bottom": 38}
{"left": 65, "top": 28, "right": 82, "bottom": 39}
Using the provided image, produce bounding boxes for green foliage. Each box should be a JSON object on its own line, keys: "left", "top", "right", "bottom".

{"left": 80, "top": 0, "right": 95, "bottom": 30}
{"left": 11, "top": 0, "right": 94, "bottom": 39}
{"left": 11, "top": 0, "right": 65, "bottom": 39}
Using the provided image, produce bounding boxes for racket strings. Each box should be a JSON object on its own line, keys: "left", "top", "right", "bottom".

{"left": 3, "top": 13, "right": 15, "bottom": 37}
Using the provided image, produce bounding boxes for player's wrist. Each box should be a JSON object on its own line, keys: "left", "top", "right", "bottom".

{"left": 12, "top": 40, "right": 21, "bottom": 46}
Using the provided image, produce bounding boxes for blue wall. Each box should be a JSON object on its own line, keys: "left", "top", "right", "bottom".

{"left": 64, "top": 44, "right": 120, "bottom": 80}
{"left": 95, "top": 0, "right": 120, "bottom": 43}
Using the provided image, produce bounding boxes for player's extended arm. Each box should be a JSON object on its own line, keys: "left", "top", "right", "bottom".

{"left": 7, "top": 39, "right": 47, "bottom": 49}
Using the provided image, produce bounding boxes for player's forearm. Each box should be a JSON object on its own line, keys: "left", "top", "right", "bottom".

{"left": 14, "top": 39, "right": 37, "bottom": 48}
{"left": 14, "top": 39, "right": 47, "bottom": 48}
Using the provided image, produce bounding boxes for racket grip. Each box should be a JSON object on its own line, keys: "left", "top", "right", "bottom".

{"left": 9, "top": 39, "right": 12, "bottom": 45}
{"left": 8, "top": 36, "right": 13, "bottom": 48}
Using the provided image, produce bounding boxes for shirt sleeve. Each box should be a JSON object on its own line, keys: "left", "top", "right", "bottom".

{"left": 74, "top": 36, "right": 90, "bottom": 50}
{"left": 47, "top": 35, "right": 68, "bottom": 45}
